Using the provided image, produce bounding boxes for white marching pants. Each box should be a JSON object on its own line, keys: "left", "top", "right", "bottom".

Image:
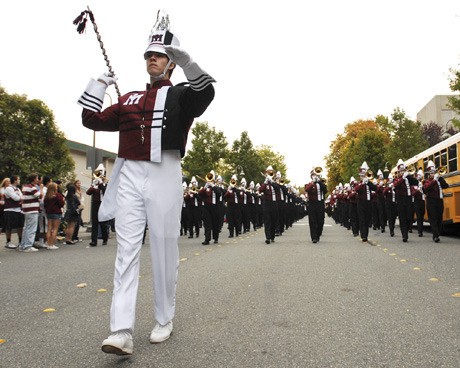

{"left": 109, "top": 152, "right": 182, "bottom": 332}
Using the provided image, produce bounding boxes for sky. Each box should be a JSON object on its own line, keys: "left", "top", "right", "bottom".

{"left": 1, "top": 0, "right": 460, "bottom": 186}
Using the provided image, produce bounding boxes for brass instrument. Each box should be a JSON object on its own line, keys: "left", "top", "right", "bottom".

{"left": 407, "top": 164, "right": 416, "bottom": 175}
{"left": 437, "top": 166, "right": 447, "bottom": 175}
{"left": 279, "top": 178, "right": 285, "bottom": 185}
{"left": 366, "top": 170, "right": 374, "bottom": 180}
{"left": 196, "top": 172, "right": 215, "bottom": 184}
{"left": 261, "top": 171, "right": 274, "bottom": 181}
{"left": 230, "top": 178, "right": 237, "bottom": 186}
{"left": 314, "top": 166, "right": 322, "bottom": 175}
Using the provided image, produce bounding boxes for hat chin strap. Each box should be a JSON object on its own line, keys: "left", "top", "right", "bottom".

{"left": 151, "top": 60, "right": 173, "bottom": 80}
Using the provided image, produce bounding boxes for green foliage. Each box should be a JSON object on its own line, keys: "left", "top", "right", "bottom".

{"left": 385, "top": 108, "right": 429, "bottom": 166}
{"left": 255, "top": 145, "right": 287, "bottom": 183}
{"left": 181, "top": 122, "right": 229, "bottom": 183}
{"left": 0, "top": 86, "right": 75, "bottom": 182}
{"left": 421, "top": 121, "right": 443, "bottom": 147}
{"left": 447, "top": 67, "right": 460, "bottom": 129}
{"left": 227, "top": 132, "right": 263, "bottom": 184}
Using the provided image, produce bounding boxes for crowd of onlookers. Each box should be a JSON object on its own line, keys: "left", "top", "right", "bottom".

{"left": 0, "top": 173, "right": 86, "bottom": 252}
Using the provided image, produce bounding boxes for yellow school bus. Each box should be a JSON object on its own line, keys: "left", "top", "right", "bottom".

{"left": 403, "top": 132, "right": 460, "bottom": 229}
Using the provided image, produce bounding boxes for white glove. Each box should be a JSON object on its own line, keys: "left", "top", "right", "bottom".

{"left": 164, "top": 45, "right": 216, "bottom": 91}
{"left": 97, "top": 72, "right": 117, "bottom": 87}
{"left": 164, "top": 45, "right": 191, "bottom": 68}
{"left": 264, "top": 178, "right": 270, "bottom": 184}
{"left": 363, "top": 177, "right": 368, "bottom": 184}
{"left": 403, "top": 172, "right": 409, "bottom": 179}
{"left": 434, "top": 173, "right": 439, "bottom": 181}
{"left": 389, "top": 183, "right": 393, "bottom": 188}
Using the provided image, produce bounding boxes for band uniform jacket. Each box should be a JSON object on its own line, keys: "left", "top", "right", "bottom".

{"left": 81, "top": 80, "right": 215, "bottom": 160}
{"left": 304, "top": 180, "right": 328, "bottom": 202}
{"left": 422, "top": 177, "right": 449, "bottom": 199}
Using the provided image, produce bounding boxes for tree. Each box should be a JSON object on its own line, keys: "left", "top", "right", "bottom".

{"left": 421, "top": 121, "right": 443, "bottom": 147}
{"left": 227, "top": 131, "right": 263, "bottom": 184}
{"left": 181, "top": 122, "right": 229, "bottom": 184}
{"left": 255, "top": 144, "right": 287, "bottom": 183}
{"left": 0, "top": 86, "right": 74, "bottom": 181}
{"left": 447, "top": 67, "right": 460, "bottom": 129}
{"left": 324, "top": 119, "right": 390, "bottom": 192}
{"left": 385, "top": 108, "right": 429, "bottom": 166}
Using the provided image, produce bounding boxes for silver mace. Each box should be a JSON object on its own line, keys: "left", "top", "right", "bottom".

{"left": 73, "top": 6, "right": 121, "bottom": 98}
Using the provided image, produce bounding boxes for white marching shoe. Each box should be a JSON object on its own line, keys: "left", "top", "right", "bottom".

{"left": 101, "top": 330, "right": 133, "bottom": 355}
{"left": 149, "top": 321, "right": 173, "bottom": 343}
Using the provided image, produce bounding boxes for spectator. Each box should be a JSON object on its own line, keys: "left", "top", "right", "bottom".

{"left": 44, "top": 182, "right": 64, "bottom": 250}
{"left": 19, "top": 173, "right": 43, "bottom": 252}
{"left": 64, "top": 184, "right": 81, "bottom": 244}
{"left": 0, "top": 177, "right": 10, "bottom": 239}
{"left": 72, "top": 179, "right": 85, "bottom": 242}
{"left": 3, "top": 175, "right": 24, "bottom": 249}
{"left": 36, "top": 176, "right": 52, "bottom": 248}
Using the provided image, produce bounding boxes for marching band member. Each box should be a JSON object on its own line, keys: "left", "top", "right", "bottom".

{"left": 198, "top": 171, "right": 221, "bottom": 245}
{"left": 348, "top": 177, "right": 359, "bottom": 237}
{"left": 383, "top": 173, "right": 397, "bottom": 237}
{"left": 258, "top": 166, "right": 278, "bottom": 244}
{"left": 393, "top": 159, "right": 418, "bottom": 242}
{"left": 354, "top": 162, "right": 377, "bottom": 242}
{"left": 239, "top": 177, "right": 251, "bottom": 233}
{"left": 273, "top": 171, "right": 286, "bottom": 236}
{"left": 423, "top": 161, "right": 449, "bottom": 242}
{"left": 224, "top": 175, "right": 242, "bottom": 238}
{"left": 304, "top": 167, "right": 327, "bottom": 244}
{"left": 215, "top": 175, "right": 226, "bottom": 232}
{"left": 247, "top": 181, "right": 258, "bottom": 231}
{"left": 78, "top": 17, "right": 215, "bottom": 354}
{"left": 180, "top": 181, "right": 188, "bottom": 236}
{"left": 184, "top": 177, "right": 202, "bottom": 238}
{"left": 375, "top": 170, "right": 387, "bottom": 233}
{"left": 413, "top": 169, "right": 426, "bottom": 237}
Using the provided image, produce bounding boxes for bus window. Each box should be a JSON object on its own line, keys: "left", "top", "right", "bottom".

{"left": 448, "top": 144, "right": 457, "bottom": 172}
{"left": 434, "top": 152, "right": 440, "bottom": 167}
{"left": 441, "top": 149, "right": 447, "bottom": 167}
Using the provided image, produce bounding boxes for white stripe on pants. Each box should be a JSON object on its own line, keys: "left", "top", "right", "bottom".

{"left": 110, "top": 152, "right": 182, "bottom": 332}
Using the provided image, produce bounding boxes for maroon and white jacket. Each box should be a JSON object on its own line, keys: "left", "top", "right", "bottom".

{"left": 79, "top": 80, "right": 214, "bottom": 161}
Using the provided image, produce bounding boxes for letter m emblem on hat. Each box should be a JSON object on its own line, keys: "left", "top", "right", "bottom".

{"left": 124, "top": 93, "right": 144, "bottom": 106}
{"left": 151, "top": 34, "right": 163, "bottom": 42}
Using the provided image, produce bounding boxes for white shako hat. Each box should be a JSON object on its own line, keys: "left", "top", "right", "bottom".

{"left": 266, "top": 165, "right": 274, "bottom": 173}
{"left": 397, "top": 159, "right": 405, "bottom": 171}
{"left": 377, "top": 169, "right": 383, "bottom": 178}
{"left": 276, "top": 171, "right": 281, "bottom": 179}
{"left": 144, "top": 10, "right": 180, "bottom": 58}
{"left": 426, "top": 160, "right": 436, "bottom": 173}
{"left": 388, "top": 173, "right": 393, "bottom": 180}
{"left": 216, "top": 175, "right": 223, "bottom": 183}
{"left": 350, "top": 176, "right": 356, "bottom": 184}
{"left": 249, "top": 181, "right": 255, "bottom": 189}
{"left": 417, "top": 169, "right": 424, "bottom": 178}
{"left": 359, "top": 161, "right": 369, "bottom": 174}
{"left": 241, "top": 177, "right": 247, "bottom": 185}
{"left": 182, "top": 181, "right": 187, "bottom": 190}
{"left": 191, "top": 176, "right": 197, "bottom": 185}
{"left": 95, "top": 163, "right": 106, "bottom": 175}
{"left": 231, "top": 174, "right": 238, "bottom": 181}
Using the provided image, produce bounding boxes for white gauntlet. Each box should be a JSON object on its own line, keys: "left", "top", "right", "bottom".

{"left": 164, "top": 45, "right": 216, "bottom": 91}
{"left": 77, "top": 73, "right": 117, "bottom": 112}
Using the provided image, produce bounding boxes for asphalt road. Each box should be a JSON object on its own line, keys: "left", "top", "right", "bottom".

{"left": 1, "top": 217, "right": 459, "bottom": 368}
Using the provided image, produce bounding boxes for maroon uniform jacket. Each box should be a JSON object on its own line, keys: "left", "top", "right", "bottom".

{"left": 82, "top": 80, "right": 214, "bottom": 160}
{"left": 423, "top": 177, "right": 449, "bottom": 199}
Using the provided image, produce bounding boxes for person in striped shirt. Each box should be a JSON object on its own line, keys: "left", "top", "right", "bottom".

{"left": 19, "top": 173, "right": 43, "bottom": 252}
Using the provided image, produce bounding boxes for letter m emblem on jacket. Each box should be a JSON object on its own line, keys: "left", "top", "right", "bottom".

{"left": 123, "top": 93, "right": 144, "bottom": 105}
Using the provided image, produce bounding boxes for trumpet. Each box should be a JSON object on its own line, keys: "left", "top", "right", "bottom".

{"left": 437, "top": 166, "right": 447, "bottom": 175}
{"left": 197, "top": 172, "right": 215, "bottom": 184}
{"left": 366, "top": 170, "right": 374, "bottom": 180}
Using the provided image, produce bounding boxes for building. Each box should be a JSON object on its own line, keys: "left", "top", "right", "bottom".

{"left": 416, "top": 95, "right": 460, "bottom": 129}
{"left": 66, "top": 140, "right": 117, "bottom": 223}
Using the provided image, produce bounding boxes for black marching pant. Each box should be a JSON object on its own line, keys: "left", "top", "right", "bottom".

{"left": 426, "top": 197, "right": 443, "bottom": 239}
{"left": 308, "top": 200, "right": 325, "bottom": 241}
